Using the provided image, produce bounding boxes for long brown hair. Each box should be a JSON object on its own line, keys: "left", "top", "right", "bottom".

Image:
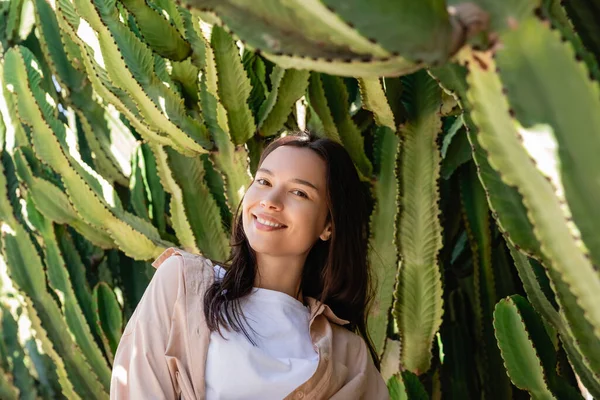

{"left": 203, "top": 131, "right": 379, "bottom": 368}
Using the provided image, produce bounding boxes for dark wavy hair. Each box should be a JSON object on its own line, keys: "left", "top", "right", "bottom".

{"left": 203, "top": 131, "right": 379, "bottom": 368}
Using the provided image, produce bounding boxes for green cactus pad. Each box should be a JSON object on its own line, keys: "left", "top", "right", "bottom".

{"left": 495, "top": 16, "right": 600, "bottom": 273}
{"left": 210, "top": 25, "right": 256, "bottom": 144}
{"left": 358, "top": 78, "right": 396, "bottom": 131}
{"left": 367, "top": 126, "right": 399, "bottom": 355}
{"left": 25, "top": 199, "right": 112, "bottom": 391}
{"left": 119, "top": 0, "right": 192, "bottom": 61}
{"left": 394, "top": 70, "right": 444, "bottom": 375}
{"left": 466, "top": 48, "right": 600, "bottom": 354}
{"left": 258, "top": 67, "right": 310, "bottom": 137}
{"left": 93, "top": 282, "right": 123, "bottom": 363}
{"left": 493, "top": 296, "right": 556, "bottom": 400}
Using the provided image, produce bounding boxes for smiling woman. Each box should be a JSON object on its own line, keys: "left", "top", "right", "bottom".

{"left": 110, "top": 131, "right": 388, "bottom": 399}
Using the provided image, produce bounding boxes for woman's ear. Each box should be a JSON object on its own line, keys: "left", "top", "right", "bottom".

{"left": 320, "top": 223, "right": 332, "bottom": 241}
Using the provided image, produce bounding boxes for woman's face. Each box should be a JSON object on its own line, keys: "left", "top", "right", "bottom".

{"left": 242, "top": 146, "right": 331, "bottom": 258}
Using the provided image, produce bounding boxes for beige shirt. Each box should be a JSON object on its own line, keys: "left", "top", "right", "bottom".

{"left": 110, "top": 247, "right": 389, "bottom": 400}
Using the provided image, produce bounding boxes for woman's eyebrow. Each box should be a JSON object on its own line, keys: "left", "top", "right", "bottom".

{"left": 257, "top": 168, "right": 319, "bottom": 191}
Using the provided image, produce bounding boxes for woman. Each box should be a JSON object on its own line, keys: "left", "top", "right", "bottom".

{"left": 110, "top": 132, "right": 389, "bottom": 399}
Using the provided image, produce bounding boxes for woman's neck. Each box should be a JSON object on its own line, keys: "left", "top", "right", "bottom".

{"left": 253, "top": 254, "right": 305, "bottom": 301}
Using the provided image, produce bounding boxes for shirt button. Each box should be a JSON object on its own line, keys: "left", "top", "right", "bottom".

{"left": 295, "top": 391, "right": 304, "bottom": 399}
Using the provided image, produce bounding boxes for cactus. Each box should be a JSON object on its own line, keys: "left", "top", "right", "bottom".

{"left": 181, "top": 0, "right": 491, "bottom": 77}
{"left": 92, "top": 282, "right": 123, "bottom": 363}
{"left": 393, "top": 70, "right": 444, "bottom": 375}
{"left": 1, "top": 1, "right": 600, "bottom": 398}
{"left": 494, "top": 295, "right": 584, "bottom": 400}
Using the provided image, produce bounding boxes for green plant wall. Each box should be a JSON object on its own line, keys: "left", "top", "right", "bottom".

{"left": 0, "top": 0, "right": 598, "bottom": 398}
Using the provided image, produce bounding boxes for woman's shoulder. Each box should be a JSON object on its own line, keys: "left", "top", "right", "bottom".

{"left": 330, "top": 323, "right": 364, "bottom": 346}
{"left": 151, "top": 247, "right": 217, "bottom": 291}
{"left": 152, "top": 247, "right": 212, "bottom": 269}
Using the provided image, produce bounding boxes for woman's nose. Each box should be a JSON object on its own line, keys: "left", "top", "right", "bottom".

{"left": 260, "top": 195, "right": 282, "bottom": 210}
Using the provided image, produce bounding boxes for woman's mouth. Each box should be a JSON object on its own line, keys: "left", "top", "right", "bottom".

{"left": 253, "top": 215, "right": 286, "bottom": 231}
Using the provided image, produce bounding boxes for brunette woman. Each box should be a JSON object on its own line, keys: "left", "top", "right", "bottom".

{"left": 110, "top": 132, "right": 389, "bottom": 399}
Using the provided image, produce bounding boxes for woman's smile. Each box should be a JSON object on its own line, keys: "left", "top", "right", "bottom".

{"left": 253, "top": 214, "right": 287, "bottom": 231}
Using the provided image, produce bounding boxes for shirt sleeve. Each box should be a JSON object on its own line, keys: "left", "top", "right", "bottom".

{"left": 330, "top": 332, "right": 390, "bottom": 400}
{"left": 110, "top": 254, "right": 183, "bottom": 399}
{"left": 363, "top": 351, "right": 390, "bottom": 400}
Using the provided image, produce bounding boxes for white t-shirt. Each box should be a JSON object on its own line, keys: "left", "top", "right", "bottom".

{"left": 205, "top": 265, "right": 319, "bottom": 399}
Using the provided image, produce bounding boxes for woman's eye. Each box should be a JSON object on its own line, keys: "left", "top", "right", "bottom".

{"left": 292, "top": 190, "right": 308, "bottom": 198}
{"left": 256, "top": 178, "right": 269, "bottom": 186}
{"left": 255, "top": 179, "right": 306, "bottom": 198}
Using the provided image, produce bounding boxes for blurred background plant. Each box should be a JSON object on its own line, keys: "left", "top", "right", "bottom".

{"left": 0, "top": 0, "right": 599, "bottom": 398}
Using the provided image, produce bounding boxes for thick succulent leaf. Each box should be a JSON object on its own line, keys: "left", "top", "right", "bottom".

{"left": 93, "top": 282, "right": 123, "bottom": 363}
{"left": 440, "top": 289, "right": 478, "bottom": 399}
{"left": 387, "top": 371, "right": 431, "bottom": 400}
{"left": 188, "top": 0, "right": 390, "bottom": 59}
{"left": 0, "top": 304, "right": 36, "bottom": 400}
{"left": 72, "top": 0, "right": 210, "bottom": 153}
{"left": 541, "top": 0, "right": 600, "bottom": 81}
{"left": 164, "top": 147, "right": 230, "bottom": 261}
{"left": 358, "top": 78, "right": 396, "bottom": 131}
{"left": 12, "top": 148, "right": 115, "bottom": 249}
{"left": 257, "top": 66, "right": 284, "bottom": 123}
{"left": 307, "top": 73, "right": 342, "bottom": 142}
{"left": 56, "top": 226, "right": 99, "bottom": 344}
{"left": 55, "top": 0, "right": 181, "bottom": 150}
{"left": 4, "top": 45, "right": 170, "bottom": 260}
{"left": 4, "top": 0, "right": 25, "bottom": 44}
{"left": 119, "top": 0, "right": 191, "bottom": 61}
{"left": 319, "top": 0, "right": 452, "bottom": 63}
{"left": 179, "top": 7, "right": 207, "bottom": 69}
{"left": 380, "top": 338, "right": 401, "bottom": 382}
{"left": 129, "top": 144, "right": 150, "bottom": 221}
{"left": 0, "top": 162, "right": 96, "bottom": 398}
{"left": 394, "top": 70, "right": 444, "bottom": 375}
{"left": 0, "top": 367, "right": 19, "bottom": 400}
{"left": 493, "top": 296, "right": 557, "bottom": 400}
{"left": 258, "top": 67, "right": 310, "bottom": 137}
{"left": 182, "top": 0, "right": 460, "bottom": 76}
{"left": 25, "top": 200, "right": 111, "bottom": 391}
{"left": 201, "top": 154, "right": 233, "bottom": 230}
{"left": 495, "top": 16, "right": 600, "bottom": 272}
{"left": 561, "top": 0, "right": 600, "bottom": 66}
{"left": 171, "top": 58, "right": 201, "bottom": 106}
{"left": 210, "top": 25, "right": 256, "bottom": 144}
{"left": 367, "top": 126, "right": 399, "bottom": 355}
{"left": 466, "top": 48, "right": 600, "bottom": 356}
{"left": 264, "top": 53, "right": 422, "bottom": 78}
{"left": 140, "top": 143, "right": 167, "bottom": 235}
{"left": 75, "top": 109, "right": 130, "bottom": 187}
{"left": 545, "top": 260, "right": 600, "bottom": 386}
{"left": 150, "top": 144, "right": 230, "bottom": 260}
{"left": 32, "top": 0, "right": 84, "bottom": 91}
{"left": 243, "top": 52, "right": 269, "bottom": 119}
{"left": 508, "top": 245, "right": 600, "bottom": 398}
{"left": 432, "top": 63, "right": 543, "bottom": 258}
{"left": 150, "top": 143, "right": 198, "bottom": 253}
{"left": 459, "top": 162, "right": 512, "bottom": 398}
{"left": 440, "top": 123, "right": 471, "bottom": 179}
{"left": 319, "top": 73, "right": 372, "bottom": 179}
{"left": 199, "top": 35, "right": 253, "bottom": 213}
{"left": 387, "top": 374, "right": 407, "bottom": 400}
{"left": 1, "top": 230, "right": 95, "bottom": 399}
{"left": 0, "top": 103, "right": 5, "bottom": 153}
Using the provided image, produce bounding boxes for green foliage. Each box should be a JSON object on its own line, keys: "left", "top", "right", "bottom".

{"left": 0, "top": 1, "right": 599, "bottom": 399}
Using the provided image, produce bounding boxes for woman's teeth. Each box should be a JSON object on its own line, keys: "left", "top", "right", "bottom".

{"left": 256, "top": 216, "right": 283, "bottom": 228}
